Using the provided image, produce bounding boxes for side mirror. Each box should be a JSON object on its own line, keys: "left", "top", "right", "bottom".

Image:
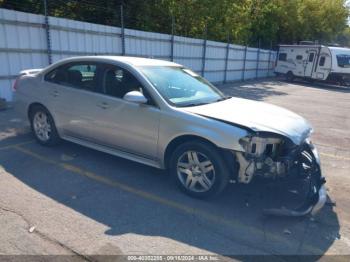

{"left": 123, "top": 91, "right": 148, "bottom": 104}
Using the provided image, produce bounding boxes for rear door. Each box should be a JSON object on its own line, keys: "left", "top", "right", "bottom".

{"left": 43, "top": 61, "right": 104, "bottom": 140}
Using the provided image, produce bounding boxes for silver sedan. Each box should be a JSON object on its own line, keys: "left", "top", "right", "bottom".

{"left": 14, "top": 56, "right": 326, "bottom": 216}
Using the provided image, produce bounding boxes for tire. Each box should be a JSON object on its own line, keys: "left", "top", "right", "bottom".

{"left": 29, "top": 105, "right": 60, "bottom": 146}
{"left": 170, "top": 140, "right": 230, "bottom": 199}
{"left": 285, "top": 71, "right": 294, "bottom": 82}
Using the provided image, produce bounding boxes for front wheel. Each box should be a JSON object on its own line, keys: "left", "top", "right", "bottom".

{"left": 29, "top": 105, "right": 60, "bottom": 146}
{"left": 170, "top": 141, "right": 230, "bottom": 199}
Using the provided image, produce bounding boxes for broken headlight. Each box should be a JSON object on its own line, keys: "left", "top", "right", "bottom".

{"left": 239, "top": 135, "right": 282, "bottom": 157}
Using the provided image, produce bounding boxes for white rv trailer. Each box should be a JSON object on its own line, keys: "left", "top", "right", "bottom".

{"left": 275, "top": 44, "right": 350, "bottom": 84}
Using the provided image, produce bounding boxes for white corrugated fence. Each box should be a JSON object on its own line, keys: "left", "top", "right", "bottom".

{"left": 0, "top": 8, "right": 276, "bottom": 101}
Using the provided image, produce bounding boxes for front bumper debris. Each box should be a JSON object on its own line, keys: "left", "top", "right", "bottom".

{"left": 311, "top": 184, "right": 327, "bottom": 216}
{"left": 263, "top": 180, "right": 326, "bottom": 217}
{"left": 263, "top": 141, "right": 327, "bottom": 217}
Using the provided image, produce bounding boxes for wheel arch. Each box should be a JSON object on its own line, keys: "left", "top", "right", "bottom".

{"left": 27, "top": 102, "right": 60, "bottom": 136}
{"left": 27, "top": 102, "right": 48, "bottom": 120}
{"left": 163, "top": 134, "right": 236, "bottom": 173}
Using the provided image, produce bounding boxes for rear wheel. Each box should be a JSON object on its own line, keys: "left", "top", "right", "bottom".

{"left": 170, "top": 140, "right": 230, "bottom": 198}
{"left": 29, "top": 105, "right": 60, "bottom": 146}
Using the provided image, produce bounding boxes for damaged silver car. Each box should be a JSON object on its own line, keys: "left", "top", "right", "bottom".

{"left": 14, "top": 56, "right": 326, "bottom": 216}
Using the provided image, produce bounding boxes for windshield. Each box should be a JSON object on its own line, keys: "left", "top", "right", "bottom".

{"left": 139, "top": 66, "right": 227, "bottom": 107}
{"left": 336, "top": 54, "right": 350, "bottom": 68}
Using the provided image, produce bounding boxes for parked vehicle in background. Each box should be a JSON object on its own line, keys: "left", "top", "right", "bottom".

{"left": 14, "top": 56, "right": 326, "bottom": 217}
{"left": 275, "top": 44, "right": 350, "bottom": 85}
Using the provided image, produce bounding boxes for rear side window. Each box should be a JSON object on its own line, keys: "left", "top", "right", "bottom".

{"left": 45, "top": 62, "right": 99, "bottom": 92}
{"left": 296, "top": 55, "right": 303, "bottom": 60}
{"left": 319, "top": 57, "right": 326, "bottom": 66}
{"left": 278, "top": 53, "right": 287, "bottom": 61}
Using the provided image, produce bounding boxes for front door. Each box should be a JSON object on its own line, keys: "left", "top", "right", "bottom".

{"left": 88, "top": 64, "right": 160, "bottom": 160}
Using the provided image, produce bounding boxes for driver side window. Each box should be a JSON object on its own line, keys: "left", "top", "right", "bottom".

{"left": 103, "top": 65, "right": 142, "bottom": 99}
{"left": 102, "top": 65, "right": 155, "bottom": 106}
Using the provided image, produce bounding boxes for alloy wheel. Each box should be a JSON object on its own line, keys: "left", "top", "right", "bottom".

{"left": 176, "top": 151, "right": 216, "bottom": 193}
{"left": 33, "top": 111, "right": 52, "bottom": 142}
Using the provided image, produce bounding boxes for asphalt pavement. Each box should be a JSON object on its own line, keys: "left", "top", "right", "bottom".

{"left": 0, "top": 79, "right": 349, "bottom": 261}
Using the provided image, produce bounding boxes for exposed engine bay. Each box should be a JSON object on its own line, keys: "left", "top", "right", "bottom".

{"left": 234, "top": 133, "right": 326, "bottom": 217}
{"left": 236, "top": 136, "right": 286, "bottom": 183}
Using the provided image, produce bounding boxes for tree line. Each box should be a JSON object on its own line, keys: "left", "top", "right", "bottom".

{"left": 0, "top": 0, "right": 349, "bottom": 49}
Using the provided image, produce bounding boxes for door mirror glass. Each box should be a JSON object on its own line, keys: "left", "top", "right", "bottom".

{"left": 123, "top": 91, "right": 148, "bottom": 104}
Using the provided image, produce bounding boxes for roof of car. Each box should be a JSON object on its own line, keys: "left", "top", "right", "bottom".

{"left": 58, "top": 56, "right": 182, "bottom": 67}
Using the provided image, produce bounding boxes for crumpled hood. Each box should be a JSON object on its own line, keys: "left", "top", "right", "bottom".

{"left": 182, "top": 97, "right": 312, "bottom": 145}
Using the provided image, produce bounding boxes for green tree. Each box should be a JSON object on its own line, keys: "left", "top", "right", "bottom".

{"left": 0, "top": 0, "right": 349, "bottom": 47}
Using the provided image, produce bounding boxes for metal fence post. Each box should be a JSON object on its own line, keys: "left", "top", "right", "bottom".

{"left": 120, "top": 5, "right": 125, "bottom": 56}
{"left": 170, "top": 16, "right": 175, "bottom": 61}
{"left": 43, "top": 0, "right": 52, "bottom": 64}
{"left": 256, "top": 39, "right": 260, "bottom": 79}
{"left": 267, "top": 41, "right": 272, "bottom": 77}
{"left": 201, "top": 25, "right": 207, "bottom": 77}
{"left": 241, "top": 45, "right": 247, "bottom": 81}
{"left": 223, "top": 35, "right": 230, "bottom": 83}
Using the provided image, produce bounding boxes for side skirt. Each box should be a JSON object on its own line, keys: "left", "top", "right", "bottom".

{"left": 62, "top": 135, "right": 162, "bottom": 169}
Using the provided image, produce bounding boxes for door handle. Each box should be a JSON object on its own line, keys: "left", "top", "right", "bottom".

{"left": 98, "top": 102, "right": 109, "bottom": 109}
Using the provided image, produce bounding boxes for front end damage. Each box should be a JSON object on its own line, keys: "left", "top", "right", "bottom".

{"left": 234, "top": 133, "right": 326, "bottom": 217}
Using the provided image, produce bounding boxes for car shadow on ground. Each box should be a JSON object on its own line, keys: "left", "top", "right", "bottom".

{"left": 0, "top": 131, "right": 340, "bottom": 258}
{"left": 278, "top": 77, "right": 350, "bottom": 93}
{"left": 218, "top": 79, "right": 288, "bottom": 101}
{"left": 218, "top": 78, "right": 350, "bottom": 102}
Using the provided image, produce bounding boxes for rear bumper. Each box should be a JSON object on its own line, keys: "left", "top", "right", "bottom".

{"left": 13, "top": 93, "right": 29, "bottom": 119}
